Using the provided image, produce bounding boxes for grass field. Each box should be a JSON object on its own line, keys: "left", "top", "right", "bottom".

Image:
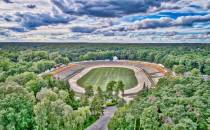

{"left": 77, "top": 67, "right": 138, "bottom": 91}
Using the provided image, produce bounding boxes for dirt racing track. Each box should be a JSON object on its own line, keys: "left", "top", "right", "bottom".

{"left": 66, "top": 60, "right": 167, "bottom": 101}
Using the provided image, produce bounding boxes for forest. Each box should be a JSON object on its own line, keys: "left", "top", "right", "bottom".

{"left": 109, "top": 76, "right": 210, "bottom": 130}
{"left": 0, "top": 43, "right": 210, "bottom": 130}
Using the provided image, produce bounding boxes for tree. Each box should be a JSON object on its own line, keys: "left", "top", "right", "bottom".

{"left": 85, "top": 85, "right": 94, "bottom": 97}
{"left": 0, "top": 58, "right": 11, "bottom": 71}
{"left": 106, "top": 81, "right": 116, "bottom": 97}
{"left": 191, "top": 68, "right": 200, "bottom": 77}
{"left": 173, "top": 64, "right": 186, "bottom": 74}
{"left": 140, "top": 106, "right": 160, "bottom": 130}
{"left": 80, "top": 95, "right": 89, "bottom": 106}
{"left": 0, "top": 81, "right": 35, "bottom": 130}
{"left": 204, "top": 66, "right": 210, "bottom": 75}
{"left": 0, "top": 71, "right": 7, "bottom": 82}
{"left": 6, "top": 72, "right": 36, "bottom": 86}
{"left": 2, "top": 40, "right": 210, "bottom": 130}
{"left": 65, "top": 89, "right": 79, "bottom": 110}
{"left": 18, "top": 51, "right": 48, "bottom": 62}
{"left": 108, "top": 106, "right": 129, "bottom": 130}
{"left": 203, "top": 59, "right": 210, "bottom": 75}
{"left": 49, "top": 52, "right": 60, "bottom": 60}
{"left": 25, "top": 78, "right": 47, "bottom": 94}
{"left": 172, "top": 118, "right": 197, "bottom": 130}
{"left": 36, "top": 88, "right": 58, "bottom": 101}
{"left": 109, "top": 76, "right": 210, "bottom": 130}
{"left": 97, "top": 86, "right": 105, "bottom": 104}
{"left": 117, "top": 80, "right": 125, "bottom": 96}
{"left": 90, "top": 95, "right": 103, "bottom": 117}
{"left": 97, "top": 86, "right": 104, "bottom": 99}
{"left": 207, "top": 117, "right": 210, "bottom": 130}
{"left": 34, "top": 99, "right": 74, "bottom": 130}
{"left": 32, "top": 60, "right": 55, "bottom": 73}
{"left": 55, "top": 56, "right": 69, "bottom": 64}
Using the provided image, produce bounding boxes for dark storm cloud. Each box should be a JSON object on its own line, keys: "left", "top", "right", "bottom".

{"left": 15, "top": 12, "right": 74, "bottom": 29}
{"left": 206, "top": 3, "right": 210, "bottom": 9}
{"left": 188, "top": 5, "right": 202, "bottom": 9}
{"left": 9, "top": 27, "right": 27, "bottom": 32}
{"left": 0, "top": 31, "right": 9, "bottom": 36}
{"left": 27, "top": 4, "right": 36, "bottom": 9}
{"left": 2, "top": 12, "right": 75, "bottom": 32}
{"left": 3, "top": 0, "right": 13, "bottom": 3}
{"left": 51, "top": 0, "right": 180, "bottom": 17}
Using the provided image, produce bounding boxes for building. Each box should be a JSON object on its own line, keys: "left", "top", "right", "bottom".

{"left": 113, "top": 56, "right": 118, "bottom": 61}
{"left": 202, "top": 75, "right": 210, "bottom": 81}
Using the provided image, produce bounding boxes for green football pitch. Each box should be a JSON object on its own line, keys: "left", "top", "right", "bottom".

{"left": 77, "top": 67, "right": 138, "bottom": 91}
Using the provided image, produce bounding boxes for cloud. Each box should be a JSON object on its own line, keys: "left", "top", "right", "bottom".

{"left": 4, "top": 12, "right": 75, "bottom": 31}
{"left": 134, "top": 17, "right": 173, "bottom": 29}
{"left": 9, "top": 27, "right": 27, "bottom": 32}
{"left": 175, "top": 14, "right": 210, "bottom": 26}
{"left": 27, "top": 4, "right": 36, "bottom": 9}
{"left": 0, "top": 31, "right": 9, "bottom": 36}
{"left": 188, "top": 5, "right": 202, "bottom": 10}
{"left": 126, "top": 14, "right": 210, "bottom": 30}
{"left": 0, "top": 0, "right": 209, "bottom": 43}
{"left": 207, "top": 3, "right": 210, "bottom": 9}
{"left": 0, "top": 0, "right": 75, "bottom": 31}
{"left": 3, "top": 0, "right": 13, "bottom": 3}
{"left": 51, "top": 0, "right": 180, "bottom": 17}
{"left": 70, "top": 26, "right": 96, "bottom": 33}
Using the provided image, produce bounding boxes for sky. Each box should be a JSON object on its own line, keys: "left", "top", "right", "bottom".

{"left": 0, "top": 0, "right": 210, "bottom": 43}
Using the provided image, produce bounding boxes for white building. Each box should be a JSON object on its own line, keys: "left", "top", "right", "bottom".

{"left": 113, "top": 56, "right": 118, "bottom": 61}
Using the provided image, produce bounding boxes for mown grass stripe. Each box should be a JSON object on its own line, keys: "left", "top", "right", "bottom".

{"left": 77, "top": 67, "right": 138, "bottom": 91}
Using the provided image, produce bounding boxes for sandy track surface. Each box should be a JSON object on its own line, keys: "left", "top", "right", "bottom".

{"left": 68, "top": 64, "right": 152, "bottom": 96}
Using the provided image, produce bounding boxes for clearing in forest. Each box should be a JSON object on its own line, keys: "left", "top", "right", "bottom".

{"left": 77, "top": 67, "right": 138, "bottom": 91}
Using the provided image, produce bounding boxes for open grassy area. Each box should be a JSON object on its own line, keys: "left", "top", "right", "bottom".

{"left": 77, "top": 67, "right": 138, "bottom": 91}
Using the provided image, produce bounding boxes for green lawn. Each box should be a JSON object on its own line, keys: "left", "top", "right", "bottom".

{"left": 77, "top": 67, "right": 138, "bottom": 91}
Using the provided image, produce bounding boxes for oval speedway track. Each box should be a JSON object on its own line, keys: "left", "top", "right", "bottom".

{"left": 68, "top": 60, "right": 163, "bottom": 98}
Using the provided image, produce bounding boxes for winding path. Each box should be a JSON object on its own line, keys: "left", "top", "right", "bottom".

{"left": 86, "top": 106, "right": 117, "bottom": 130}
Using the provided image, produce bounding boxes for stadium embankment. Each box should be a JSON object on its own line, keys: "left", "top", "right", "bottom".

{"left": 65, "top": 60, "right": 167, "bottom": 101}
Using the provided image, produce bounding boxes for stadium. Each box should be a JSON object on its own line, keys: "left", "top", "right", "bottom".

{"left": 48, "top": 59, "right": 168, "bottom": 101}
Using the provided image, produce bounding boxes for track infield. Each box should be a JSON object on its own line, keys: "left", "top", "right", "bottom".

{"left": 77, "top": 67, "right": 138, "bottom": 91}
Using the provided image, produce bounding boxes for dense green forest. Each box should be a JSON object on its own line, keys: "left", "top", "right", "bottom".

{"left": 109, "top": 77, "right": 210, "bottom": 130}
{"left": 1, "top": 43, "right": 210, "bottom": 76}
{"left": 0, "top": 43, "right": 210, "bottom": 130}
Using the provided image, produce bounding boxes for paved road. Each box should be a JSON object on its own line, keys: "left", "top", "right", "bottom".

{"left": 86, "top": 106, "right": 117, "bottom": 130}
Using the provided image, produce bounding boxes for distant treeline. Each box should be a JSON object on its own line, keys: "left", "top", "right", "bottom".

{"left": 1, "top": 43, "right": 210, "bottom": 75}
